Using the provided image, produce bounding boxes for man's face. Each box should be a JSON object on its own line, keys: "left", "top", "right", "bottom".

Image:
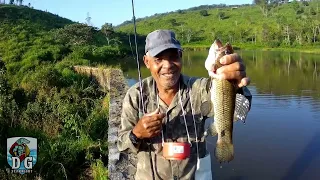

{"left": 143, "top": 48, "right": 182, "bottom": 90}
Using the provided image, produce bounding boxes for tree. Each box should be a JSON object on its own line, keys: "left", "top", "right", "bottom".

{"left": 0, "top": 59, "right": 18, "bottom": 128}
{"left": 291, "top": 0, "right": 300, "bottom": 11}
{"left": 283, "top": 24, "right": 291, "bottom": 45}
{"left": 253, "top": 0, "right": 271, "bottom": 17}
{"left": 9, "top": 0, "right": 14, "bottom": 4}
{"left": 101, "top": 23, "right": 114, "bottom": 46}
{"left": 168, "top": 19, "right": 180, "bottom": 26}
{"left": 311, "top": 19, "right": 320, "bottom": 43}
{"left": 217, "top": 11, "right": 226, "bottom": 20}
{"left": 200, "top": 10, "right": 209, "bottom": 16}
{"left": 85, "top": 12, "right": 92, "bottom": 26}
{"left": 53, "top": 23, "right": 95, "bottom": 46}
{"left": 210, "top": 28, "right": 216, "bottom": 41}
{"left": 178, "top": 23, "right": 186, "bottom": 42}
{"left": 177, "top": 9, "right": 185, "bottom": 14}
{"left": 293, "top": 18, "right": 305, "bottom": 45}
{"left": 186, "top": 29, "right": 193, "bottom": 43}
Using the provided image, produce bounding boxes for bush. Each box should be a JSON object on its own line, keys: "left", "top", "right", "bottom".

{"left": 200, "top": 10, "right": 209, "bottom": 16}
{"left": 0, "top": 4, "right": 131, "bottom": 179}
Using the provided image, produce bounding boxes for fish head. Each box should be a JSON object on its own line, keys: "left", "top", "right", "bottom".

{"left": 224, "top": 42, "right": 234, "bottom": 55}
{"left": 213, "top": 40, "right": 234, "bottom": 70}
{"left": 16, "top": 138, "right": 30, "bottom": 145}
{"left": 205, "top": 39, "right": 223, "bottom": 73}
{"left": 205, "top": 40, "right": 234, "bottom": 76}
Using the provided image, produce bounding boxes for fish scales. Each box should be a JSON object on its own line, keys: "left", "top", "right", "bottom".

{"left": 206, "top": 40, "right": 237, "bottom": 163}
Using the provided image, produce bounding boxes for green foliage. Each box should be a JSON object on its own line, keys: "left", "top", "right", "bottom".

{"left": 200, "top": 10, "right": 208, "bottom": 16}
{"left": 177, "top": 9, "right": 185, "bottom": 14}
{"left": 91, "top": 159, "right": 108, "bottom": 180}
{"left": 0, "top": 4, "right": 132, "bottom": 179}
{"left": 0, "top": 61, "right": 19, "bottom": 128}
{"left": 53, "top": 23, "right": 97, "bottom": 46}
{"left": 217, "top": 11, "right": 227, "bottom": 20}
{"left": 116, "top": 1, "right": 320, "bottom": 49}
{"left": 101, "top": 23, "right": 115, "bottom": 46}
{"left": 0, "top": 5, "right": 73, "bottom": 30}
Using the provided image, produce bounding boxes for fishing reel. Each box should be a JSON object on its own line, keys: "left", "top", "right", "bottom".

{"left": 162, "top": 142, "right": 191, "bottom": 160}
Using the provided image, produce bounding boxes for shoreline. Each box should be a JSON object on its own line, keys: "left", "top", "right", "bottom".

{"left": 181, "top": 44, "right": 320, "bottom": 54}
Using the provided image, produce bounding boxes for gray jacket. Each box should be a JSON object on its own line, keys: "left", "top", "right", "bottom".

{"left": 117, "top": 74, "right": 252, "bottom": 180}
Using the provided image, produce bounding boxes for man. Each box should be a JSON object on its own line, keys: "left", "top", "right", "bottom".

{"left": 117, "top": 29, "right": 252, "bottom": 180}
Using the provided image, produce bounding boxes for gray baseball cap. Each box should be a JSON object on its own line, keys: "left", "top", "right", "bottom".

{"left": 145, "top": 29, "right": 182, "bottom": 57}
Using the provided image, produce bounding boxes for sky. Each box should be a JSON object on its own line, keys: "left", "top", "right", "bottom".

{"left": 22, "top": 0, "right": 253, "bottom": 28}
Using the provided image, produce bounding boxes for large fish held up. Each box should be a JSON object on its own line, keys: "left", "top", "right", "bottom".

{"left": 204, "top": 39, "right": 237, "bottom": 163}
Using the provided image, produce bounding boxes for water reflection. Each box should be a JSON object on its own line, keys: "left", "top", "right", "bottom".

{"left": 282, "top": 130, "right": 320, "bottom": 180}
{"left": 241, "top": 50, "right": 320, "bottom": 98}
{"left": 122, "top": 50, "right": 320, "bottom": 180}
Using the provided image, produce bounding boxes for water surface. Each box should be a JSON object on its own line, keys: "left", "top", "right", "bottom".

{"left": 123, "top": 50, "right": 320, "bottom": 180}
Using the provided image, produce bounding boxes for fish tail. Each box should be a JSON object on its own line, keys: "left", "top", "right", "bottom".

{"left": 214, "top": 141, "right": 234, "bottom": 163}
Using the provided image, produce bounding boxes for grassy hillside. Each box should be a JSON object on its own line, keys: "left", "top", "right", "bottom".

{"left": 116, "top": 1, "right": 320, "bottom": 51}
{"left": 0, "top": 4, "right": 132, "bottom": 179}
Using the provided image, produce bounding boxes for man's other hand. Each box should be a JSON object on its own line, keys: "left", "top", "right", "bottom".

{"left": 133, "top": 108, "right": 165, "bottom": 139}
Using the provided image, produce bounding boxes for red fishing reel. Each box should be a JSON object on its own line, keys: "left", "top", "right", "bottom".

{"left": 162, "top": 142, "right": 191, "bottom": 160}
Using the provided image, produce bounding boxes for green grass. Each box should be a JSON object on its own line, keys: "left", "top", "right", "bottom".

{"left": 116, "top": 1, "right": 320, "bottom": 51}
{"left": 0, "top": 3, "right": 132, "bottom": 179}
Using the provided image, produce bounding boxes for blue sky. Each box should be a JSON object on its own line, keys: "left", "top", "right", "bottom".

{"left": 23, "top": 0, "right": 253, "bottom": 28}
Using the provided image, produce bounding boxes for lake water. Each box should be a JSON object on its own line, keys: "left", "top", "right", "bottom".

{"left": 122, "top": 50, "right": 320, "bottom": 180}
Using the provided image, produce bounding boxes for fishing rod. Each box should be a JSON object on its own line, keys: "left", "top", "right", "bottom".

{"left": 129, "top": 1, "right": 175, "bottom": 179}
{"left": 129, "top": 2, "right": 199, "bottom": 180}
{"left": 130, "top": 1, "right": 156, "bottom": 180}
{"left": 131, "top": 0, "right": 146, "bottom": 115}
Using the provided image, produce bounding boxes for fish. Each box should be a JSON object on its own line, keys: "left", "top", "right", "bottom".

{"left": 205, "top": 39, "right": 237, "bottom": 163}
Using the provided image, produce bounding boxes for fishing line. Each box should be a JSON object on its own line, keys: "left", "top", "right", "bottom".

{"left": 128, "top": 34, "right": 136, "bottom": 61}
{"left": 131, "top": 0, "right": 145, "bottom": 114}
{"left": 131, "top": 1, "right": 155, "bottom": 180}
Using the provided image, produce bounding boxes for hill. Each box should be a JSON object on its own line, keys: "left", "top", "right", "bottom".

{"left": 116, "top": 1, "right": 320, "bottom": 51}
{"left": 0, "top": 4, "right": 132, "bottom": 179}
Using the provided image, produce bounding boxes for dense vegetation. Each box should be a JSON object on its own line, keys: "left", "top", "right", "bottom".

{"left": 116, "top": 0, "right": 320, "bottom": 51}
{"left": 0, "top": 4, "right": 133, "bottom": 180}
{"left": 0, "top": 0, "right": 318, "bottom": 179}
